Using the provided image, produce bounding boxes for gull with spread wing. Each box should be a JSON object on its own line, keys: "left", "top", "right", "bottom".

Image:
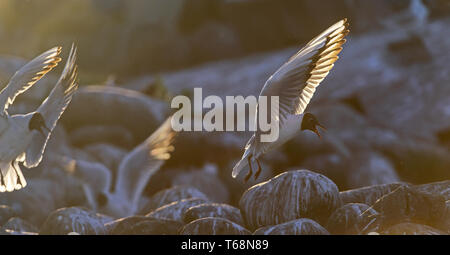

{"left": 0, "top": 45, "right": 78, "bottom": 191}
{"left": 232, "top": 19, "right": 349, "bottom": 182}
{"left": 68, "top": 116, "right": 176, "bottom": 217}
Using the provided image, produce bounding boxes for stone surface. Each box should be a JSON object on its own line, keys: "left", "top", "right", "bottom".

{"left": 326, "top": 203, "right": 378, "bottom": 234}
{"left": 179, "top": 217, "right": 251, "bottom": 235}
{"left": 62, "top": 86, "right": 168, "bottom": 145}
{"left": 0, "top": 205, "right": 17, "bottom": 226}
{"left": 40, "top": 207, "right": 113, "bottom": 235}
{"left": 415, "top": 180, "right": 450, "bottom": 200}
{"left": 381, "top": 222, "right": 446, "bottom": 235}
{"left": 340, "top": 183, "right": 408, "bottom": 205}
{"left": 183, "top": 203, "right": 244, "bottom": 226}
{"left": 146, "top": 198, "right": 209, "bottom": 223}
{"left": 240, "top": 170, "right": 342, "bottom": 229}
{"left": 107, "top": 216, "right": 182, "bottom": 235}
{"left": 0, "top": 217, "right": 39, "bottom": 233}
{"left": 253, "top": 218, "right": 329, "bottom": 235}
{"left": 142, "top": 186, "right": 209, "bottom": 213}
{"left": 366, "top": 186, "right": 447, "bottom": 230}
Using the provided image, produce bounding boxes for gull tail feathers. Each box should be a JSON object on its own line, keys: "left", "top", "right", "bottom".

{"left": 232, "top": 135, "right": 255, "bottom": 178}
{"left": 0, "top": 161, "right": 27, "bottom": 192}
{"left": 232, "top": 155, "right": 251, "bottom": 178}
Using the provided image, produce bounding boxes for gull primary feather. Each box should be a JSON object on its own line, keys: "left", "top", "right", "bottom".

{"left": 232, "top": 19, "right": 349, "bottom": 182}
{"left": 0, "top": 44, "right": 78, "bottom": 192}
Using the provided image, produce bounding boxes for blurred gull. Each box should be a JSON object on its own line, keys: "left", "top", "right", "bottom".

{"left": 233, "top": 19, "right": 349, "bottom": 181}
{"left": 0, "top": 45, "right": 78, "bottom": 192}
{"left": 70, "top": 116, "right": 176, "bottom": 218}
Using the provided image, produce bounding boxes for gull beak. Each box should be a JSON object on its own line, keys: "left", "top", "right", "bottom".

{"left": 313, "top": 127, "right": 321, "bottom": 139}
{"left": 314, "top": 123, "right": 326, "bottom": 139}
{"left": 317, "top": 122, "right": 327, "bottom": 132}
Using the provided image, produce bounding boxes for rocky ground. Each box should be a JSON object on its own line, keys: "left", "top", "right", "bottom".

{"left": 0, "top": 0, "right": 448, "bottom": 235}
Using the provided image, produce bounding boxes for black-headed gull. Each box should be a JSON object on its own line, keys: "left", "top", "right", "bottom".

{"left": 233, "top": 19, "right": 349, "bottom": 182}
{"left": 68, "top": 116, "right": 176, "bottom": 217}
{"left": 0, "top": 45, "right": 78, "bottom": 192}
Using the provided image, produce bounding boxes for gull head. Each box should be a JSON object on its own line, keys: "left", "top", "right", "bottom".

{"left": 28, "top": 112, "right": 50, "bottom": 136}
{"left": 301, "top": 112, "right": 326, "bottom": 139}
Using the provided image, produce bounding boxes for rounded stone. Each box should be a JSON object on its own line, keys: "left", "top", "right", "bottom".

{"left": 240, "top": 170, "right": 341, "bottom": 229}
{"left": 326, "top": 203, "right": 378, "bottom": 234}
{"left": 179, "top": 217, "right": 251, "bottom": 235}
{"left": 253, "top": 218, "right": 329, "bottom": 235}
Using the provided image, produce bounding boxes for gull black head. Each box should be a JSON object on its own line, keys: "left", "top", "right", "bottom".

{"left": 29, "top": 112, "right": 50, "bottom": 136}
{"left": 301, "top": 112, "right": 326, "bottom": 138}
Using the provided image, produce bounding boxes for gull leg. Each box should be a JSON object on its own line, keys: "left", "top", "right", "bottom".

{"left": 0, "top": 168, "right": 4, "bottom": 187}
{"left": 11, "top": 161, "right": 22, "bottom": 186}
{"left": 244, "top": 154, "right": 253, "bottom": 183}
{"left": 254, "top": 158, "right": 262, "bottom": 180}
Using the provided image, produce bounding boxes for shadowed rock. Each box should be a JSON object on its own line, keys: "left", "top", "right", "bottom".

{"left": 183, "top": 203, "right": 244, "bottom": 226}
{"left": 0, "top": 217, "right": 39, "bottom": 233}
{"left": 40, "top": 207, "right": 113, "bottom": 235}
{"left": 240, "top": 170, "right": 342, "bottom": 230}
{"left": 62, "top": 86, "right": 168, "bottom": 144}
{"left": 326, "top": 203, "right": 378, "bottom": 234}
{"left": 381, "top": 222, "right": 446, "bottom": 235}
{"left": 254, "top": 218, "right": 329, "bottom": 235}
{"left": 340, "top": 183, "right": 408, "bottom": 205}
{"left": 146, "top": 198, "right": 209, "bottom": 223}
{"left": 106, "top": 216, "right": 182, "bottom": 235}
{"left": 141, "top": 186, "right": 209, "bottom": 213}
{"left": 362, "top": 186, "right": 446, "bottom": 230}
{"left": 179, "top": 217, "right": 251, "bottom": 235}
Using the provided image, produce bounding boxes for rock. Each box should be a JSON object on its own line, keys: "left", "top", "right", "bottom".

{"left": 179, "top": 217, "right": 251, "bottom": 235}
{"left": 84, "top": 143, "right": 127, "bottom": 170}
{"left": 1, "top": 217, "right": 39, "bottom": 233}
{"left": 105, "top": 216, "right": 149, "bottom": 234}
{"left": 183, "top": 203, "right": 244, "bottom": 226}
{"left": 366, "top": 186, "right": 446, "bottom": 229}
{"left": 142, "top": 186, "right": 209, "bottom": 213}
{"left": 0, "top": 205, "right": 16, "bottom": 226}
{"left": 71, "top": 125, "right": 134, "bottom": 148}
{"left": 121, "top": 219, "right": 183, "bottom": 235}
{"left": 187, "top": 22, "right": 243, "bottom": 63}
{"left": 0, "top": 179, "right": 63, "bottom": 226}
{"left": 170, "top": 166, "right": 230, "bottom": 203}
{"left": 386, "top": 34, "right": 432, "bottom": 66}
{"left": 146, "top": 198, "right": 209, "bottom": 223}
{"left": 381, "top": 222, "right": 446, "bottom": 235}
{"left": 326, "top": 203, "right": 378, "bottom": 235}
{"left": 442, "top": 200, "right": 450, "bottom": 233}
{"left": 83, "top": 143, "right": 127, "bottom": 183}
{"left": 302, "top": 151, "right": 400, "bottom": 190}
{"left": 240, "top": 170, "right": 342, "bottom": 229}
{"left": 423, "top": 0, "right": 450, "bottom": 20}
{"left": 62, "top": 86, "right": 168, "bottom": 144}
{"left": 40, "top": 207, "right": 113, "bottom": 235}
{"left": 253, "top": 218, "right": 329, "bottom": 235}
{"left": 107, "top": 216, "right": 182, "bottom": 235}
{"left": 68, "top": 159, "right": 112, "bottom": 197}
{"left": 40, "top": 167, "right": 89, "bottom": 209}
{"left": 340, "top": 183, "right": 408, "bottom": 205}
{"left": 415, "top": 180, "right": 450, "bottom": 200}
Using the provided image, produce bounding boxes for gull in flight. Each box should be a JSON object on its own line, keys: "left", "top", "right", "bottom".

{"left": 0, "top": 45, "right": 78, "bottom": 192}
{"left": 233, "top": 19, "right": 349, "bottom": 182}
{"left": 67, "top": 116, "right": 176, "bottom": 217}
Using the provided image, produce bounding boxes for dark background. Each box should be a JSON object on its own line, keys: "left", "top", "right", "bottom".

{"left": 0, "top": 0, "right": 448, "bottom": 224}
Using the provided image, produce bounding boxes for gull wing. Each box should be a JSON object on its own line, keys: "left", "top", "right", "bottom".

{"left": 23, "top": 45, "right": 78, "bottom": 168}
{"left": 259, "top": 19, "right": 349, "bottom": 126}
{"left": 115, "top": 116, "right": 176, "bottom": 211}
{"left": 0, "top": 47, "right": 62, "bottom": 114}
